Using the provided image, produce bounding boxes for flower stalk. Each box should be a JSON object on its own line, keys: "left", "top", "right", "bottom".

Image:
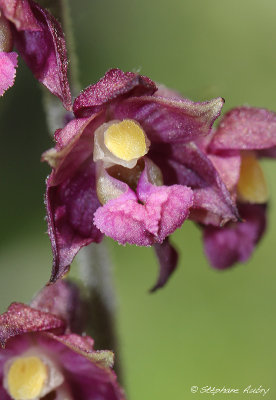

{"left": 77, "top": 242, "right": 122, "bottom": 380}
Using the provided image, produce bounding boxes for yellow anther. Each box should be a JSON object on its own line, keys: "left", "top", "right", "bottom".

{"left": 7, "top": 356, "right": 48, "bottom": 400}
{"left": 237, "top": 151, "right": 268, "bottom": 204}
{"left": 104, "top": 120, "right": 148, "bottom": 161}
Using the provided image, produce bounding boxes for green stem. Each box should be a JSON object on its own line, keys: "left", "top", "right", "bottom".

{"left": 77, "top": 241, "right": 122, "bottom": 380}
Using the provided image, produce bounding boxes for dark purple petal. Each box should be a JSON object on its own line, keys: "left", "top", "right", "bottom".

{"left": 43, "top": 115, "right": 106, "bottom": 284}
{"left": 73, "top": 68, "right": 157, "bottom": 117}
{"left": 46, "top": 160, "right": 103, "bottom": 283}
{"left": 46, "top": 333, "right": 116, "bottom": 368}
{"left": 151, "top": 238, "right": 178, "bottom": 292}
{"left": 0, "top": 387, "right": 10, "bottom": 400}
{"left": 150, "top": 142, "right": 239, "bottom": 226}
{"left": 36, "top": 334, "right": 125, "bottom": 400}
{"left": 94, "top": 162, "right": 193, "bottom": 245}
{"left": 111, "top": 95, "right": 224, "bottom": 143}
{"left": 42, "top": 113, "right": 105, "bottom": 186}
{"left": 211, "top": 107, "right": 276, "bottom": 151}
{"left": 203, "top": 204, "right": 266, "bottom": 269}
{"left": 0, "top": 51, "right": 17, "bottom": 95}
{"left": 54, "top": 116, "right": 98, "bottom": 150}
{"left": 30, "top": 280, "right": 84, "bottom": 334}
{"left": 0, "top": 303, "right": 65, "bottom": 347}
{"left": 1, "top": 0, "right": 72, "bottom": 109}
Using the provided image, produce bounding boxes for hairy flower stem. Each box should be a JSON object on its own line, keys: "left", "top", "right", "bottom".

{"left": 77, "top": 242, "right": 122, "bottom": 380}
{"left": 39, "top": 0, "right": 123, "bottom": 379}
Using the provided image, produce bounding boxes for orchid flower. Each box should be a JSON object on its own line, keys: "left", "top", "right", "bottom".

{"left": 43, "top": 69, "right": 239, "bottom": 290}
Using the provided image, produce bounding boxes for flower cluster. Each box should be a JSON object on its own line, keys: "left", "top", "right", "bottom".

{"left": 1, "top": 0, "right": 276, "bottom": 398}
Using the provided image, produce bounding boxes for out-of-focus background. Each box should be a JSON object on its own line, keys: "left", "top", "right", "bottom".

{"left": 1, "top": 0, "right": 276, "bottom": 398}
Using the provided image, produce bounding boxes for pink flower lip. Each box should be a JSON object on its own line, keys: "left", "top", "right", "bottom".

{"left": 0, "top": 51, "right": 18, "bottom": 96}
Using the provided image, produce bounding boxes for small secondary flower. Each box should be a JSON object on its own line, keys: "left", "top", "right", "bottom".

{"left": 200, "top": 106, "right": 276, "bottom": 269}
{"left": 0, "top": 0, "right": 71, "bottom": 108}
{"left": 0, "top": 281, "right": 125, "bottom": 400}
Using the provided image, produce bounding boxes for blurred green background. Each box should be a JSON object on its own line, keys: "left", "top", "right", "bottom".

{"left": 1, "top": 0, "right": 276, "bottom": 398}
